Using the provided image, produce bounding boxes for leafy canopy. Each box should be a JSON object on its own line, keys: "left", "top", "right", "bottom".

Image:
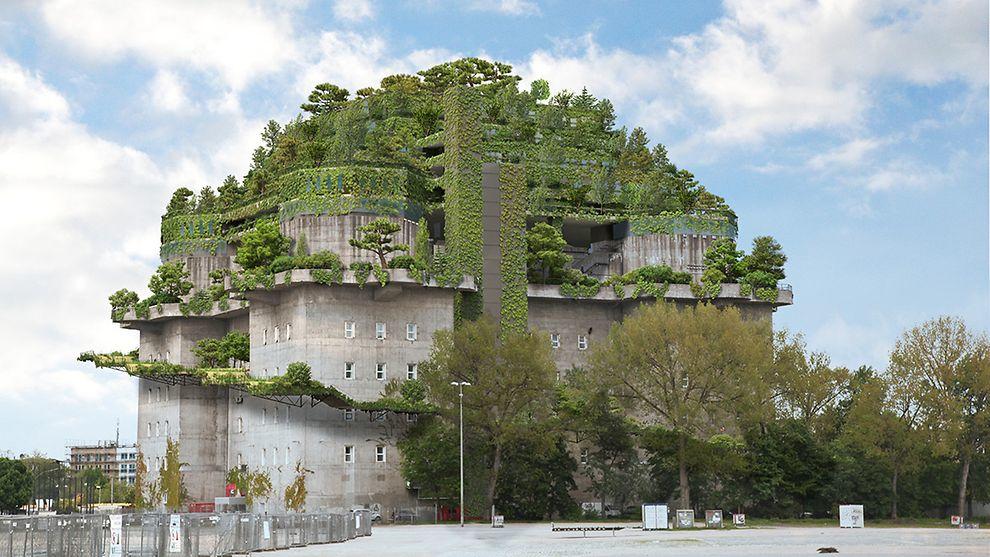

{"left": 148, "top": 262, "right": 193, "bottom": 303}
{"left": 235, "top": 219, "right": 291, "bottom": 270}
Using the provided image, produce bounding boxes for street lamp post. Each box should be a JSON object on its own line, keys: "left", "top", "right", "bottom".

{"left": 450, "top": 381, "right": 471, "bottom": 527}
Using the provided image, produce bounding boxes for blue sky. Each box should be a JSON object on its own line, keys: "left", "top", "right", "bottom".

{"left": 0, "top": 0, "right": 987, "bottom": 458}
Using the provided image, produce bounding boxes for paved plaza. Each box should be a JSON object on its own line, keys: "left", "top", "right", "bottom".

{"left": 273, "top": 522, "right": 990, "bottom": 557}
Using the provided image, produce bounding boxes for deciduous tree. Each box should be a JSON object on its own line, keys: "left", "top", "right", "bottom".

{"left": 589, "top": 302, "right": 772, "bottom": 508}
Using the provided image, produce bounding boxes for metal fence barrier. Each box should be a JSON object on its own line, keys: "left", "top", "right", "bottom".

{"left": 0, "top": 511, "right": 372, "bottom": 557}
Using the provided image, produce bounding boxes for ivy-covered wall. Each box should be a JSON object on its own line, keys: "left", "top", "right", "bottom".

{"left": 498, "top": 163, "right": 527, "bottom": 333}
{"left": 442, "top": 86, "right": 485, "bottom": 323}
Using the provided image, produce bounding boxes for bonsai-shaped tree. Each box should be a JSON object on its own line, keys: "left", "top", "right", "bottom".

{"left": 108, "top": 288, "right": 139, "bottom": 319}
{"left": 349, "top": 218, "right": 409, "bottom": 268}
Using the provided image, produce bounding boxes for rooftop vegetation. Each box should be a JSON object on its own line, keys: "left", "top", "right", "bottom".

{"left": 158, "top": 57, "right": 735, "bottom": 252}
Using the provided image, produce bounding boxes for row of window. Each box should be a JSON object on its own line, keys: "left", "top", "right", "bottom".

{"left": 147, "top": 386, "right": 170, "bottom": 404}
{"left": 262, "top": 322, "right": 420, "bottom": 345}
{"left": 147, "top": 421, "right": 170, "bottom": 437}
{"left": 549, "top": 333, "right": 589, "bottom": 351}
{"left": 344, "top": 362, "right": 417, "bottom": 381}
{"left": 234, "top": 445, "right": 387, "bottom": 467}
{"left": 235, "top": 407, "right": 415, "bottom": 433}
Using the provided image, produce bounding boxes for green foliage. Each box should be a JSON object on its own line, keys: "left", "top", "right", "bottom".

{"left": 530, "top": 79, "right": 550, "bottom": 101}
{"left": 418, "top": 316, "right": 558, "bottom": 516}
{"left": 495, "top": 432, "right": 578, "bottom": 520}
{"left": 349, "top": 261, "right": 373, "bottom": 287}
{"left": 194, "top": 331, "right": 250, "bottom": 367}
{"left": 388, "top": 254, "right": 417, "bottom": 269}
{"left": 742, "top": 235, "right": 787, "bottom": 281}
{"left": 235, "top": 219, "right": 290, "bottom": 270}
{"left": 526, "top": 222, "right": 570, "bottom": 283}
{"left": 148, "top": 261, "right": 193, "bottom": 303}
{"left": 165, "top": 187, "right": 195, "bottom": 216}
{"left": 348, "top": 218, "right": 409, "bottom": 268}
{"left": 270, "top": 250, "right": 343, "bottom": 274}
{"left": 226, "top": 467, "right": 273, "bottom": 506}
{"left": 589, "top": 302, "right": 772, "bottom": 508}
{"left": 109, "top": 288, "right": 139, "bottom": 320}
{"left": 499, "top": 163, "right": 528, "bottom": 333}
{"left": 300, "top": 83, "right": 349, "bottom": 115}
{"left": 157, "top": 438, "right": 187, "bottom": 511}
{"left": 559, "top": 274, "right": 601, "bottom": 298}
{"left": 703, "top": 238, "right": 744, "bottom": 281}
{"left": 0, "top": 458, "right": 32, "bottom": 513}
{"left": 442, "top": 86, "right": 485, "bottom": 296}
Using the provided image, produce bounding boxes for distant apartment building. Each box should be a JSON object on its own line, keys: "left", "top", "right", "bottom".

{"left": 68, "top": 441, "right": 138, "bottom": 484}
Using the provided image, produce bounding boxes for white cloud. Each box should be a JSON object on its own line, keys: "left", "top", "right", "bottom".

{"left": 808, "top": 315, "right": 896, "bottom": 370}
{"left": 469, "top": 0, "right": 540, "bottom": 16}
{"left": 860, "top": 158, "right": 950, "bottom": 192}
{"left": 516, "top": 1, "right": 987, "bottom": 147}
{"left": 39, "top": 0, "right": 299, "bottom": 90}
{"left": 0, "top": 54, "right": 170, "bottom": 453}
{"left": 296, "top": 30, "right": 456, "bottom": 95}
{"left": 146, "top": 69, "right": 192, "bottom": 113}
{"left": 807, "top": 137, "right": 887, "bottom": 170}
{"left": 332, "top": 0, "right": 375, "bottom": 22}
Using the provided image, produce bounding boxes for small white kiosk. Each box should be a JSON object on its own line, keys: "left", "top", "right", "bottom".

{"left": 642, "top": 504, "right": 669, "bottom": 530}
{"left": 838, "top": 505, "right": 865, "bottom": 528}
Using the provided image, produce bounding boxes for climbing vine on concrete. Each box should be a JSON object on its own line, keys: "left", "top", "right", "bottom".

{"left": 499, "top": 163, "right": 528, "bottom": 333}
{"left": 442, "top": 86, "right": 484, "bottom": 323}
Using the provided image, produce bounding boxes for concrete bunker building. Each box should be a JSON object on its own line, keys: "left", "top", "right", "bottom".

{"left": 82, "top": 65, "right": 792, "bottom": 516}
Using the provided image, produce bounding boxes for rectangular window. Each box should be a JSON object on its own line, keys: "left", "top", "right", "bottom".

{"left": 263, "top": 328, "right": 268, "bottom": 345}
{"left": 344, "top": 362, "right": 355, "bottom": 380}
{"left": 344, "top": 446, "right": 354, "bottom": 463}
{"left": 577, "top": 335, "right": 588, "bottom": 351}
{"left": 344, "top": 321, "right": 355, "bottom": 339}
{"left": 375, "top": 446, "right": 386, "bottom": 463}
{"left": 146, "top": 423, "right": 151, "bottom": 437}
{"left": 147, "top": 388, "right": 152, "bottom": 403}
{"left": 580, "top": 448, "right": 589, "bottom": 465}
{"left": 374, "top": 411, "right": 386, "bottom": 422}
{"left": 406, "top": 414, "right": 417, "bottom": 423}
{"left": 376, "top": 363, "right": 386, "bottom": 381}
{"left": 406, "top": 363, "right": 418, "bottom": 380}
{"left": 344, "top": 409, "right": 354, "bottom": 422}
{"left": 375, "top": 322, "right": 386, "bottom": 340}
{"left": 406, "top": 323, "right": 417, "bottom": 341}
{"left": 261, "top": 448, "right": 266, "bottom": 466}
{"left": 273, "top": 407, "right": 279, "bottom": 424}
{"left": 285, "top": 447, "right": 290, "bottom": 466}
{"left": 550, "top": 333, "right": 560, "bottom": 349}
{"left": 285, "top": 323, "right": 291, "bottom": 340}
{"left": 237, "top": 417, "right": 243, "bottom": 433}
{"left": 274, "top": 326, "right": 280, "bottom": 343}
{"left": 262, "top": 408, "right": 267, "bottom": 425}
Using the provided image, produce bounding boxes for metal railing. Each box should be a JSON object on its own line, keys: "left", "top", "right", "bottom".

{"left": 0, "top": 511, "right": 372, "bottom": 557}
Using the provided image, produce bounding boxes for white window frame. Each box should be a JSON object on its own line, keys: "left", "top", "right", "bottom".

{"left": 274, "top": 326, "right": 280, "bottom": 344}
{"left": 344, "top": 321, "right": 355, "bottom": 339}
{"left": 237, "top": 417, "right": 243, "bottom": 433}
{"left": 406, "top": 323, "right": 417, "bottom": 341}
{"left": 577, "top": 335, "right": 588, "bottom": 351}
{"left": 375, "top": 322, "right": 386, "bottom": 340}
{"left": 285, "top": 323, "right": 291, "bottom": 340}
{"left": 344, "top": 446, "right": 354, "bottom": 463}
{"left": 285, "top": 447, "right": 290, "bottom": 466}
{"left": 155, "top": 422, "right": 160, "bottom": 437}
{"left": 146, "top": 423, "right": 151, "bottom": 437}
{"left": 156, "top": 387, "right": 161, "bottom": 402}
{"left": 375, "top": 446, "right": 386, "bottom": 463}
{"left": 406, "top": 363, "right": 418, "bottom": 380}
{"left": 344, "top": 362, "right": 355, "bottom": 380}
{"left": 344, "top": 409, "right": 354, "bottom": 422}
{"left": 273, "top": 407, "right": 279, "bottom": 424}
{"left": 550, "top": 333, "right": 560, "bottom": 349}
{"left": 376, "top": 363, "right": 387, "bottom": 381}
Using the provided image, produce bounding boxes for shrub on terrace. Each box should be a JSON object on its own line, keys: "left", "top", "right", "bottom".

{"left": 148, "top": 261, "right": 193, "bottom": 303}
{"left": 235, "top": 220, "right": 290, "bottom": 270}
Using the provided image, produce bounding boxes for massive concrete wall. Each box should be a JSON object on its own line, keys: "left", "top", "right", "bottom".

{"left": 279, "top": 214, "right": 417, "bottom": 267}
{"left": 620, "top": 233, "right": 721, "bottom": 279}
{"left": 528, "top": 298, "right": 623, "bottom": 372}
{"left": 226, "top": 393, "right": 416, "bottom": 514}
{"left": 250, "top": 283, "right": 455, "bottom": 400}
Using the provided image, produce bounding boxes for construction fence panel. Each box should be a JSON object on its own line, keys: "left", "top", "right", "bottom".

{"left": 0, "top": 512, "right": 369, "bottom": 557}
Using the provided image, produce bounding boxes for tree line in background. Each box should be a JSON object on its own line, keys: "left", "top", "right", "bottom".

{"left": 400, "top": 306, "right": 989, "bottom": 521}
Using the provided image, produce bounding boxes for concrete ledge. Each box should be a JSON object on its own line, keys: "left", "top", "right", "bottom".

{"left": 118, "top": 269, "right": 477, "bottom": 323}
{"left": 527, "top": 282, "right": 794, "bottom": 305}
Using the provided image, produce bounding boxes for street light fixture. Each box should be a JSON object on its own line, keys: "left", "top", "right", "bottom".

{"left": 450, "top": 381, "right": 471, "bottom": 527}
